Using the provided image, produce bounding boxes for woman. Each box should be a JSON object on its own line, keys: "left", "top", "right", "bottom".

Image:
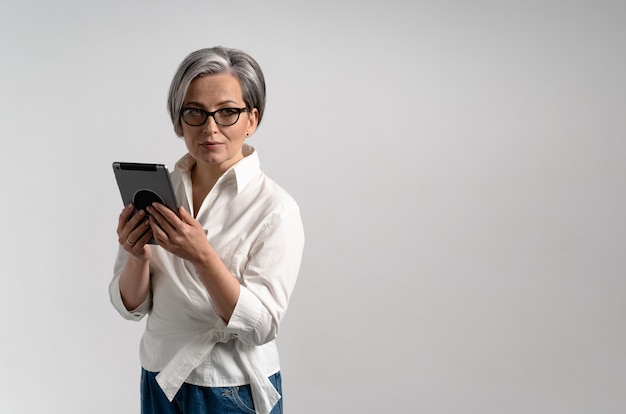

{"left": 109, "top": 46, "right": 305, "bottom": 414}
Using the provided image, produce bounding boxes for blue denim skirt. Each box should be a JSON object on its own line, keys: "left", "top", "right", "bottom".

{"left": 141, "top": 369, "right": 282, "bottom": 414}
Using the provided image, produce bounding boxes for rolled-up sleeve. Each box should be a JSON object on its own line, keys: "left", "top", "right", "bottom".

{"left": 109, "top": 246, "right": 152, "bottom": 321}
{"left": 224, "top": 202, "right": 305, "bottom": 346}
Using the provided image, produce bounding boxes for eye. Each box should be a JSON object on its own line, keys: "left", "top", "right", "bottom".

{"left": 219, "top": 108, "right": 239, "bottom": 116}
{"left": 181, "top": 108, "right": 209, "bottom": 126}
{"left": 185, "top": 108, "right": 203, "bottom": 116}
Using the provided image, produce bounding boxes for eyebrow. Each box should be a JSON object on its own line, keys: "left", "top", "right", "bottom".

{"left": 183, "top": 100, "right": 240, "bottom": 108}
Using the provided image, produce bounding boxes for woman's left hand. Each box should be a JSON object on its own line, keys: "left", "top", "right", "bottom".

{"left": 146, "top": 203, "right": 209, "bottom": 263}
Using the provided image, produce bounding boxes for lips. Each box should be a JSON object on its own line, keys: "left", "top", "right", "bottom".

{"left": 201, "top": 141, "right": 223, "bottom": 148}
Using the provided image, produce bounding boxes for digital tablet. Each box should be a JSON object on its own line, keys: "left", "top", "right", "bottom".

{"left": 112, "top": 162, "right": 180, "bottom": 243}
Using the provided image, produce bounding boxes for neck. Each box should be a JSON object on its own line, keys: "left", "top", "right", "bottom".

{"left": 190, "top": 153, "right": 243, "bottom": 190}
{"left": 191, "top": 162, "right": 221, "bottom": 191}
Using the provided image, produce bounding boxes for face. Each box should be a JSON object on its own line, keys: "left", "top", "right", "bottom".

{"left": 181, "top": 73, "right": 258, "bottom": 176}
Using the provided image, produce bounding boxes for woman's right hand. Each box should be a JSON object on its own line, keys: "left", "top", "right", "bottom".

{"left": 117, "top": 203, "right": 153, "bottom": 260}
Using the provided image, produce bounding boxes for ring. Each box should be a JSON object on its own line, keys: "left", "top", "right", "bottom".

{"left": 126, "top": 238, "right": 136, "bottom": 246}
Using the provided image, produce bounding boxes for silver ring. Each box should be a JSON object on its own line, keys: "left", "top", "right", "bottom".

{"left": 126, "top": 238, "right": 136, "bottom": 246}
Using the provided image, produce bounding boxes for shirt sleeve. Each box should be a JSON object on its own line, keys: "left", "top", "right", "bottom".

{"left": 109, "top": 246, "right": 152, "bottom": 321}
{"left": 223, "top": 201, "right": 305, "bottom": 346}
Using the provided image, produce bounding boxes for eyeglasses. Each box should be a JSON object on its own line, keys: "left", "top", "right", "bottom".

{"left": 180, "top": 107, "right": 248, "bottom": 127}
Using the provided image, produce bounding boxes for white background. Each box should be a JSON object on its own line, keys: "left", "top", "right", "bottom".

{"left": 1, "top": 1, "right": 625, "bottom": 413}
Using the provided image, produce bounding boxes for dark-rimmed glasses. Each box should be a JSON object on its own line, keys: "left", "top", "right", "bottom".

{"left": 181, "top": 107, "right": 248, "bottom": 127}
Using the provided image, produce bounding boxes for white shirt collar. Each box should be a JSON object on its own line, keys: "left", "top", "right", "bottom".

{"left": 174, "top": 144, "right": 260, "bottom": 194}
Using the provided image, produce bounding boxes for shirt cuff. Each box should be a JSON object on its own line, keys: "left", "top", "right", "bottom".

{"left": 108, "top": 275, "right": 151, "bottom": 321}
{"left": 224, "top": 286, "right": 264, "bottom": 336}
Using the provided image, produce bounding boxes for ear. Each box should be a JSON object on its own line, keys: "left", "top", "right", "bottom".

{"left": 245, "top": 108, "right": 259, "bottom": 137}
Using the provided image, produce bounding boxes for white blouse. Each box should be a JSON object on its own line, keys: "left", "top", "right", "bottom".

{"left": 109, "top": 145, "right": 305, "bottom": 414}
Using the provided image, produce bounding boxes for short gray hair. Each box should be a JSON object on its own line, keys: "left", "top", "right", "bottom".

{"left": 167, "top": 46, "right": 266, "bottom": 137}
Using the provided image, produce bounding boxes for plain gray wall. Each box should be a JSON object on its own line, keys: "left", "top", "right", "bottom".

{"left": 1, "top": 1, "right": 625, "bottom": 413}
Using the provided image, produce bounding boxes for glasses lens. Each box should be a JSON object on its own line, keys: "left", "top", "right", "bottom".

{"left": 182, "top": 109, "right": 207, "bottom": 126}
{"left": 215, "top": 108, "right": 242, "bottom": 126}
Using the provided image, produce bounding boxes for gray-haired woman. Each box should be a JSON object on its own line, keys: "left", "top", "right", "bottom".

{"left": 110, "top": 46, "right": 304, "bottom": 414}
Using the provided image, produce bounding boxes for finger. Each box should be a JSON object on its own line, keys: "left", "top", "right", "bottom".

{"left": 127, "top": 210, "right": 147, "bottom": 232}
{"left": 118, "top": 208, "right": 139, "bottom": 245}
{"left": 147, "top": 204, "right": 178, "bottom": 234}
{"left": 121, "top": 217, "right": 150, "bottom": 248}
{"left": 151, "top": 203, "right": 181, "bottom": 223}
{"left": 119, "top": 206, "right": 146, "bottom": 232}
{"left": 124, "top": 226, "right": 153, "bottom": 257}
{"left": 149, "top": 215, "right": 169, "bottom": 245}
{"left": 119, "top": 209, "right": 148, "bottom": 241}
{"left": 133, "top": 225, "right": 154, "bottom": 247}
{"left": 128, "top": 217, "right": 151, "bottom": 242}
{"left": 117, "top": 203, "right": 135, "bottom": 233}
{"left": 178, "top": 206, "right": 196, "bottom": 225}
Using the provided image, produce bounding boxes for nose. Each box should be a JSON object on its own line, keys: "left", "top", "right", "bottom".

{"left": 202, "top": 114, "right": 220, "bottom": 132}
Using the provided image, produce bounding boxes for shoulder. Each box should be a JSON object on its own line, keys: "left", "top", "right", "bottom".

{"left": 248, "top": 174, "right": 305, "bottom": 244}
{"left": 236, "top": 171, "right": 303, "bottom": 236}
{"left": 254, "top": 172, "right": 301, "bottom": 215}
